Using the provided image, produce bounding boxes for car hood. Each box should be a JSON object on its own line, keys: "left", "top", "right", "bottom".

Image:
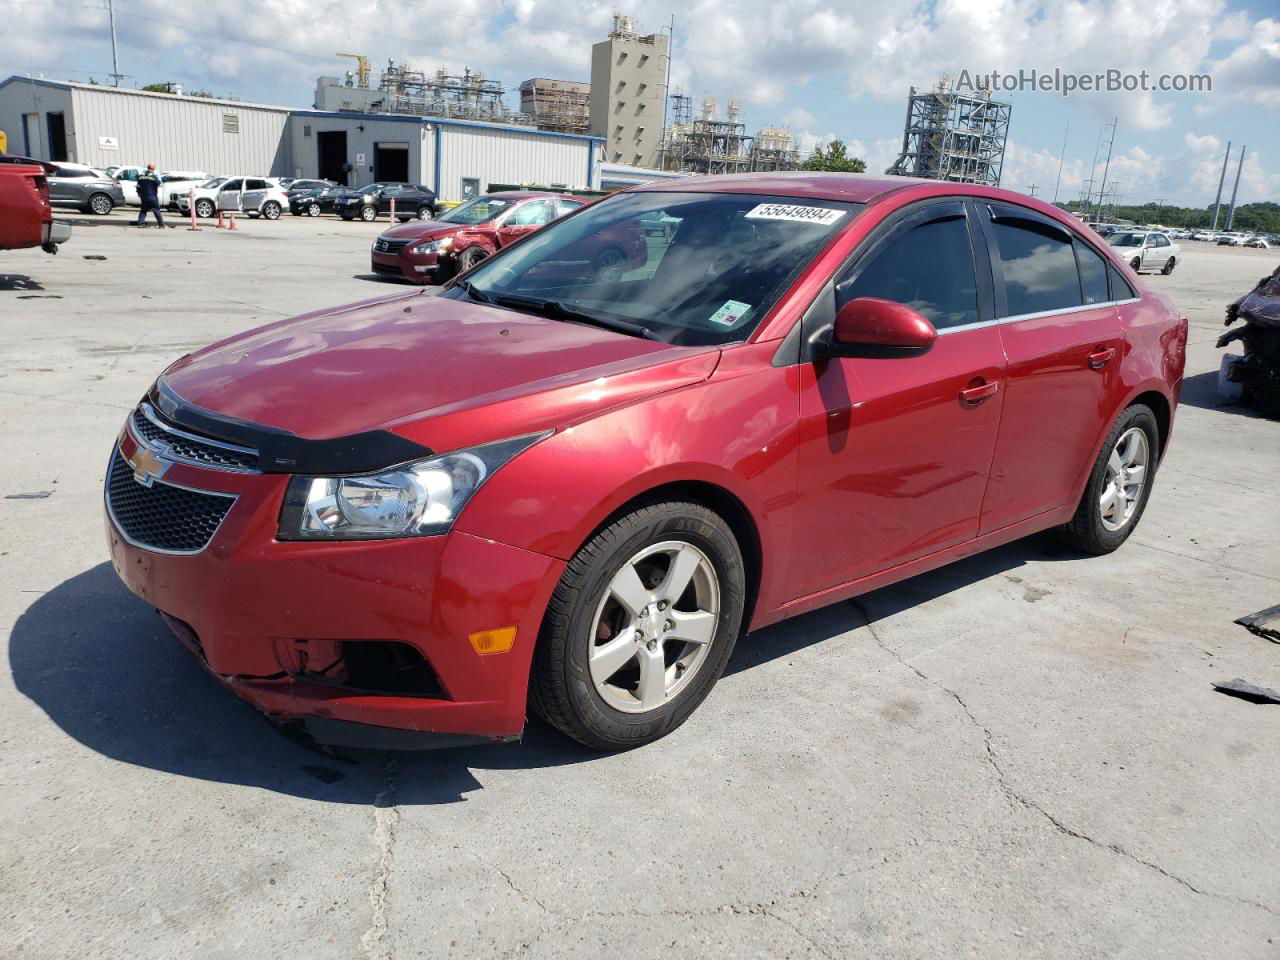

{"left": 160, "top": 292, "right": 720, "bottom": 453}
{"left": 379, "top": 220, "right": 469, "bottom": 242}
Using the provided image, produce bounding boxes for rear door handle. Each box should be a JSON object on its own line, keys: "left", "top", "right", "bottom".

{"left": 959, "top": 379, "right": 1000, "bottom": 405}
{"left": 1088, "top": 346, "right": 1117, "bottom": 369}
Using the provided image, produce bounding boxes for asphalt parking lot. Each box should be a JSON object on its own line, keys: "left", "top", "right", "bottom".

{"left": 2, "top": 212, "right": 1278, "bottom": 959}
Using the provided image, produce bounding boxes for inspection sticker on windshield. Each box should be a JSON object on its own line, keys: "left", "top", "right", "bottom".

{"left": 744, "top": 203, "right": 846, "bottom": 226}
{"left": 708, "top": 300, "right": 752, "bottom": 327}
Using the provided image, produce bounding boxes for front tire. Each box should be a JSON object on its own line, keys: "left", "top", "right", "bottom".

{"left": 1130, "top": 257, "right": 1142, "bottom": 272}
{"left": 1161, "top": 256, "right": 1176, "bottom": 275}
{"left": 360, "top": 205, "right": 377, "bottom": 222}
{"left": 457, "top": 246, "right": 486, "bottom": 274}
{"left": 194, "top": 198, "right": 215, "bottom": 218}
{"left": 1058, "top": 404, "right": 1159, "bottom": 555}
{"left": 307, "top": 203, "right": 321, "bottom": 217}
{"left": 530, "top": 500, "right": 746, "bottom": 750}
{"left": 87, "top": 193, "right": 114, "bottom": 215}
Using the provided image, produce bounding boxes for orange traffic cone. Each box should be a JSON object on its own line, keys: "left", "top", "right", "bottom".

{"left": 217, "top": 211, "right": 225, "bottom": 229}
{"left": 228, "top": 214, "right": 237, "bottom": 231}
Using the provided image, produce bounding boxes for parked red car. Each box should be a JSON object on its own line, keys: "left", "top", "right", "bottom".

{"left": 369, "top": 190, "right": 643, "bottom": 284}
{"left": 0, "top": 153, "right": 70, "bottom": 253}
{"left": 106, "top": 173, "right": 1187, "bottom": 751}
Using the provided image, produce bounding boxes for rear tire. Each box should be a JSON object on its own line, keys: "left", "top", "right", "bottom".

{"left": 530, "top": 500, "right": 746, "bottom": 750}
{"left": 262, "top": 201, "right": 281, "bottom": 220}
{"left": 1058, "top": 404, "right": 1159, "bottom": 555}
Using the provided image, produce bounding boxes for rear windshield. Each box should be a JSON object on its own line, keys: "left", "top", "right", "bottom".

{"left": 449, "top": 191, "right": 861, "bottom": 346}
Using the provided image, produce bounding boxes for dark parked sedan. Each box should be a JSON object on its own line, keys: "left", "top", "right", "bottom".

{"left": 289, "top": 183, "right": 344, "bottom": 217}
{"left": 334, "top": 182, "right": 437, "bottom": 222}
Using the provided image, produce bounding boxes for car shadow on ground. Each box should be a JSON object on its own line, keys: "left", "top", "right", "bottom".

{"left": 1178, "top": 369, "right": 1269, "bottom": 419}
{"left": 11, "top": 536, "right": 1078, "bottom": 805}
{"left": 0, "top": 274, "right": 43, "bottom": 291}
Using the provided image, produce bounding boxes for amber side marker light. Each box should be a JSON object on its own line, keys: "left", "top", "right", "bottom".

{"left": 469, "top": 626, "right": 518, "bottom": 655}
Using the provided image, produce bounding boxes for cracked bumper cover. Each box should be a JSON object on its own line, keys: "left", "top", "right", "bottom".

{"left": 106, "top": 456, "right": 566, "bottom": 747}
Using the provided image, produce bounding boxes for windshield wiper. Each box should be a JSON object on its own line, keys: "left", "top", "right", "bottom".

{"left": 490, "top": 293, "right": 662, "bottom": 341}
{"left": 457, "top": 279, "right": 492, "bottom": 303}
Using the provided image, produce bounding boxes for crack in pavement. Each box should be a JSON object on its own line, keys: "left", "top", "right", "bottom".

{"left": 850, "top": 599, "right": 1280, "bottom": 918}
{"left": 497, "top": 860, "right": 888, "bottom": 959}
{"left": 360, "top": 754, "right": 400, "bottom": 960}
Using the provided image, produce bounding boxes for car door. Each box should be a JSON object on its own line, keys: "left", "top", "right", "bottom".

{"left": 46, "top": 165, "right": 75, "bottom": 204}
{"left": 240, "top": 178, "right": 269, "bottom": 211}
{"left": 497, "top": 199, "right": 558, "bottom": 246}
{"left": 377, "top": 184, "right": 402, "bottom": 213}
{"left": 115, "top": 168, "right": 139, "bottom": 205}
{"left": 788, "top": 199, "right": 1007, "bottom": 596}
{"left": 976, "top": 202, "right": 1125, "bottom": 533}
{"left": 216, "top": 178, "right": 244, "bottom": 211}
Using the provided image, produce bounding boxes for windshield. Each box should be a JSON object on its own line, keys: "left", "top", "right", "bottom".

{"left": 1106, "top": 233, "right": 1146, "bottom": 247}
{"left": 448, "top": 191, "right": 860, "bottom": 346}
{"left": 438, "top": 195, "right": 512, "bottom": 225}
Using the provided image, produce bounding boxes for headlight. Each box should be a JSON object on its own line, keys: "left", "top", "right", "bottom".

{"left": 277, "top": 433, "right": 547, "bottom": 541}
{"left": 414, "top": 237, "right": 451, "bottom": 254}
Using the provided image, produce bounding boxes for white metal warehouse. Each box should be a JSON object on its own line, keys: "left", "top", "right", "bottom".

{"left": 0, "top": 77, "right": 604, "bottom": 201}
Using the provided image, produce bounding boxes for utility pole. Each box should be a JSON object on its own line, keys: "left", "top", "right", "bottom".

{"left": 1211, "top": 141, "right": 1231, "bottom": 230}
{"left": 1027, "top": 183, "right": 1039, "bottom": 197}
{"left": 1225, "top": 145, "right": 1246, "bottom": 231}
{"left": 107, "top": 0, "right": 123, "bottom": 87}
{"left": 1095, "top": 118, "right": 1117, "bottom": 223}
{"left": 659, "top": 15, "right": 674, "bottom": 168}
{"left": 1052, "top": 120, "right": 1069, "bottom": 203}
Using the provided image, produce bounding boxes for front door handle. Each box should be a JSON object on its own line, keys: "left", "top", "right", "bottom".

{"left": 1088, "top": 346, "right": 1117, "bottom": 369}
{"left": 959, "top": 379, "right": 999, "bottom": 405}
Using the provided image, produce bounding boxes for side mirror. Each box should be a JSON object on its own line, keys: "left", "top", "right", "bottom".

{"left": 830, "top": 297, "right": 937, "bottom": 358}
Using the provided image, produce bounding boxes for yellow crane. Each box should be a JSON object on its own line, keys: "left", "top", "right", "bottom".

{"left": 337, "top": 53, "right": 371, "bottom": 89}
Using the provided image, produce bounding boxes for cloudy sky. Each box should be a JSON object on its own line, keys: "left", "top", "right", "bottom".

{"left": 3, "top": 0, "right": 1276, "bottom": 207}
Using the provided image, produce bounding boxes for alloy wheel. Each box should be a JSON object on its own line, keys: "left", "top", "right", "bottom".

{"left": 90, "top": 194, "right": 112, "bottom": 215}
{"left": 195, "top": 199, "right": 214, "bottom": 218}
{"left": 588, "top": 540, "right": 720, "bottom": 714}
{"left": 308, "top": 203, "right": 321, "bottom": 217}
{"left": 1099, "top": 426, "right": 1149, "bottom": 531}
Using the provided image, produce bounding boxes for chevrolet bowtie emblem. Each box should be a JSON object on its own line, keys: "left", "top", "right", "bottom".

{"left": 126, "top": 443, "right": 171, "bottom": 487}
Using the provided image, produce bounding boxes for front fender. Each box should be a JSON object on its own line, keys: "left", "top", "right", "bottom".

{"left": 454, "top": 342, "right": 803, "bottom": 623}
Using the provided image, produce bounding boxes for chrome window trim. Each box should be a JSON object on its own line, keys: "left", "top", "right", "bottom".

{"left": 936, "top": 296, "right": 1142, "bottom": 336}
{"left": 105, "top": 448, "right": 239, "bottom": 557}
{"left": 130, "top": 402, "right": 261, "bottom": 474}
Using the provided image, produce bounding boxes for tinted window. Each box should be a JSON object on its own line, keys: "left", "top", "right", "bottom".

{"left": 220, "top": 179, "right": 243, "bottom": 191}
{"left": 837, "top": 214, "right": 978, "bottom": 330}
{"left": 991, "top": 219, "right": 1082, "bottom": 315}
{"left": 245, "top": 179, "right": 268, "bottom": 190}
{"left": 1075, "top": 241, "right": 1110, "bottom": 305}
{"left": 1108, "top": 263, "right": 1137, "bottom": 301}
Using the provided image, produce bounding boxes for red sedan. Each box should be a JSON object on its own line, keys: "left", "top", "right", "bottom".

{"left": 370, "top": 191, "right": 644, "bottom": 284}
{"left": 106, "top": 173, "right": 1187, "bottom": 751}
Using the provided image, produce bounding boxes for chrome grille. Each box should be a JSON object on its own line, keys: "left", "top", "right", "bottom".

{"left": 129, "top": 403, "right": 259, "bottom": 472}
{"left": 106, "top": 450, "right": 235, "bottom": 554}
{"left": 374, "top": 238, "right": 411, "bottom": 254}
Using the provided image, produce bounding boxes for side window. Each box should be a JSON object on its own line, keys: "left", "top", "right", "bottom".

{"left": 119, "top": 169, "right": 139, "bottom": 181}
{"left": 381, "top": 184, "right": 402, "bottom": 196}
{"left": 1075, "top": 241, "right": 1110, "bottom": 305}
{"left": 557, "top": 199, "right": 586, "bottom": 218}
{"left": 1155, "top": 235, "right": 1170, "bottom": 247}
{"left": 245, "top": 179, "right": 267, "bottom": 190}
{"left": 507, "top": 199, "right": 557, "bottom": 227}
{"left": 990, "top": 217, "right": 1083, "bottom": 316}
{"left": 837, "top": 213, "right": 979, "bottom": 330}
{"left": 1108, "top": 262, "right": 1137, "bottom": 301}
{"left": 219, "top": 179, "right": 242, "bottom": 191}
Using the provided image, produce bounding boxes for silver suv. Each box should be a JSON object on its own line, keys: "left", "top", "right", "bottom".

{"left": 47, "top": 162, "right": 126, "bottom": 215}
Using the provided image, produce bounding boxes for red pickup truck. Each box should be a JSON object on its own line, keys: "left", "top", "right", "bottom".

{"left": 1, "top": 153, "right": 71, "bottom": 253}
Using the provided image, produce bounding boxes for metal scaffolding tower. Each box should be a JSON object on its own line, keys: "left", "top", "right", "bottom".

{"left": 887, "top": 78, "right": 1011, "bottom": 185}
{"left": 520, "top": 78, "right": 590, "bottom": 135}
{"left": 363, "top": 60, "right": 534, "bottom": 125}
{"left": 659, "top": 94, "right": 800, "bottom": 175}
